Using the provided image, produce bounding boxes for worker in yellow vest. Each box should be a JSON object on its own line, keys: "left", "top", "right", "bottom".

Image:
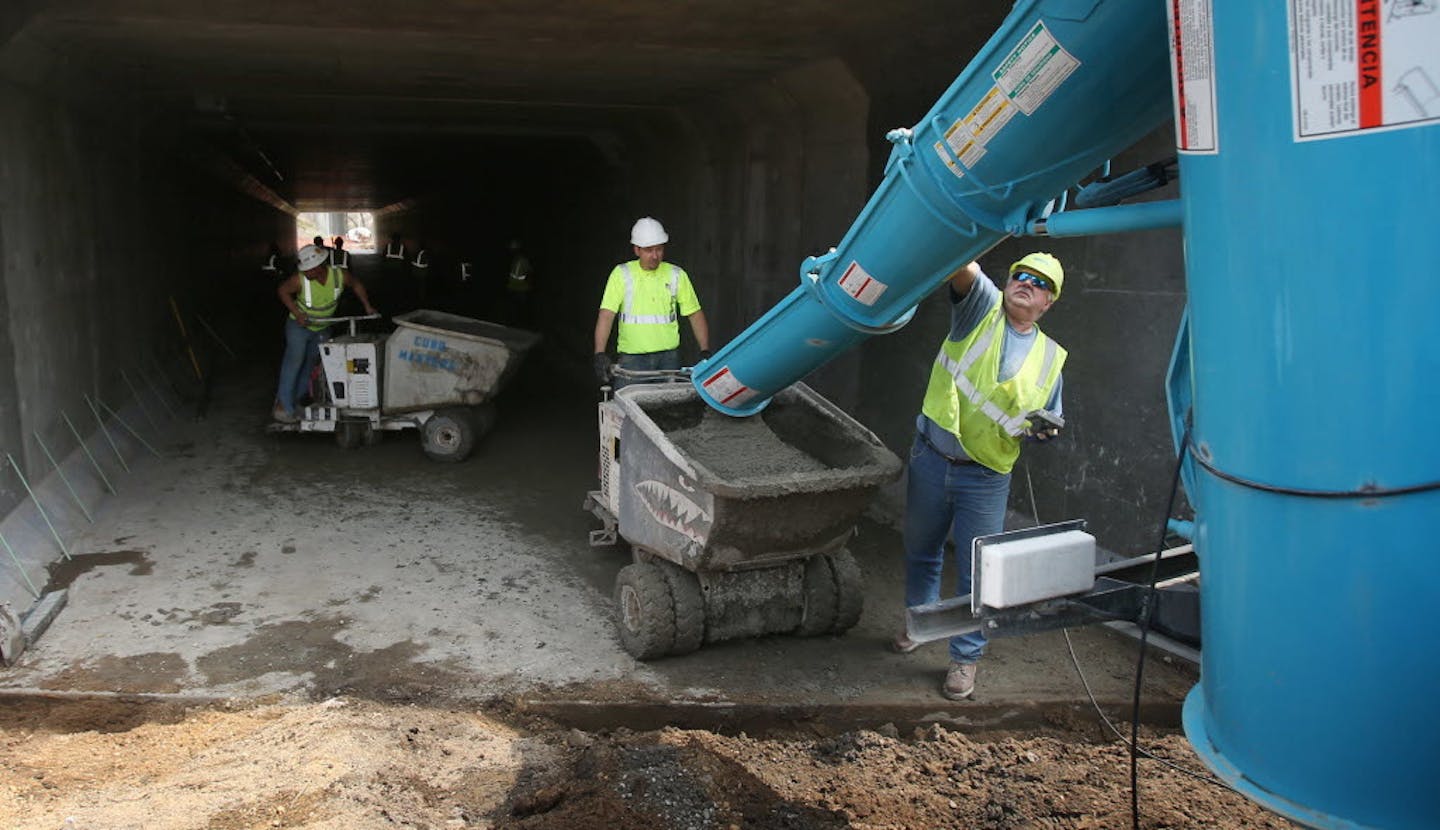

{"left": 273, "top": 243, "right": 376, "bottom": 422}
{"left": 892, "top": 253, "right": 1067, "bottom": 700}
{"left": 592, "top": 217, "right": 710, "bottom": 388}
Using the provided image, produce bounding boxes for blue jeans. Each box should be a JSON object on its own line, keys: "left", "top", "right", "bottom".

{"left": 614, "top": 349, "right": 679, "bottom": 389}
{"left": 903, "top": 435, "right": 1011, "bottom": 663}
{"left": 276, "top": 318, "right": 328, "bottom": 414}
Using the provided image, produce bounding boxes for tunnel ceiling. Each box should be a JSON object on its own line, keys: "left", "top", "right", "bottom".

{"left": 6, "top": 0, "right": 970, "bottom": 211}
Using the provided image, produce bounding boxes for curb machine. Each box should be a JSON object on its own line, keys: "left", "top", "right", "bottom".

{"left": 684, "top": 0, "right": 1439, "bottom": 827}
{"left": 585, "top": 373, "right": 900, "bottom": 659}
{"left": 269, "top": 310, "right": 540, "bottom": 462}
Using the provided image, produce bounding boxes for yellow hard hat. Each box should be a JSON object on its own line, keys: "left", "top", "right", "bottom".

{"left": 1009, "top": 252, "right": 1064, "bottom": 300}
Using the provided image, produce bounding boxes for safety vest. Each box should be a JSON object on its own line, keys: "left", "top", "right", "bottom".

{"left": 293, "top": 267, "right": 345, "bottom": 332}
{"left": 616, "top": 262, "right": 681, "bottom": 354}
{"left": 508, "top": 254, "right": 532, "bottom": 293}
{"left": 921, "top": 302, "right": 1066, "bottom": 474}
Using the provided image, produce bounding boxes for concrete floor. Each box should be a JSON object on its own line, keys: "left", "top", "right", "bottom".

{"left": 0, "top": 359, "right": 1197, "bottom": 729}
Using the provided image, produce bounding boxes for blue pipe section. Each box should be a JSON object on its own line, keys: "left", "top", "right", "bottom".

{"left": 693, "top": 0, "right": 1174, "bottom": 415}
{"left": 1023, "top": 199, "right": 1182, "bottom": 237}
{"left": 1172, "top": 5, "right": 1440, "bottom": 828}
{"left": 1165, "top": 519, "right": 1194, "bottom": 542}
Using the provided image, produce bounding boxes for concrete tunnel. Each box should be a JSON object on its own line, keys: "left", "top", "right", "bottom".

{"left": 0, "top": 3, "right": 1191, "bottom": 669}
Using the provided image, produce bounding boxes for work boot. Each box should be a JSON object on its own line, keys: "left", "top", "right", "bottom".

{"left": 942, "top": 661, "right": 977, "bottom": 700}
{"left": 272, "top": 403, "right": 299, "bottom": 424}
{"left": 890, "top": 631, "right": 919, "bottom": 654}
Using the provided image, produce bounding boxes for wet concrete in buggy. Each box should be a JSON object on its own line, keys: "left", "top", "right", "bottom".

{"left": 0, "top": 362, "right": 1199, "bottom": 737}
{"left": 667, "top": 409, "right": 828, "bottom": 478}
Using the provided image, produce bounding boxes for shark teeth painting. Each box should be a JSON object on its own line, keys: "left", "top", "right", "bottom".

{"left": 635, "top": 478, "right": 713, "bottom": 544}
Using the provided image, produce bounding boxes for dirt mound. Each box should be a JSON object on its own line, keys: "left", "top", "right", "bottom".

{"left": 0, "top": 696, "right": 1294, "bottom": 829}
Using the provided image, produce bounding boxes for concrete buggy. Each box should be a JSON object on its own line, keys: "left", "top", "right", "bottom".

{"left": 268, "top": 309, "right": 539, "bottom": 462}
{"left": 584, "top": 377, "right": 902, "bottom": 659}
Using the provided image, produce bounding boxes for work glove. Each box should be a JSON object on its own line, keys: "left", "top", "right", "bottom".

{"left": 698, "top": 349, "right": 712, "bottom": 361}
{"left": 592, "top": 353, "right": 612, "bottom": 385}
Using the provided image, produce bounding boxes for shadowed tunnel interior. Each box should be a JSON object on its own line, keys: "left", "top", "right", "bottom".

{"left": 0, "top": 1, "right": 1189, "bottom": 555}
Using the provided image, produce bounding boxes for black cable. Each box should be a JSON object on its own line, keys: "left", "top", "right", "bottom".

{"left": 1024, "top": 462, "right": 1226, "bottom": 791}
{"left": 1062, "top": 629, "right": 1228, "bottom": 789}
{"left": 1131, "top": 421, "right": 1192, "bottom": 830}
{"left": 1188, "top": 439, "right": 1440, "bottom": 498}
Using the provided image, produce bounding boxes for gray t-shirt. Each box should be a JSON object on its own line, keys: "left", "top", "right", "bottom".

{"left": 917, "top": 269, "right": 1063, "bottom": 460}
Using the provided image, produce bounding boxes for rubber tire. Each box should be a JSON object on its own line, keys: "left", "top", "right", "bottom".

{"left": 796, "top": 554, "right": 839, "bottom": 636}
{"left": 827, "top": 548, "right": 864, "bottom": 635}
{"left": 420, "top": 408, "right": 477, "bottom": 462}
{"left": 658, "top": 562, "right": 705, "bottom": 655}
{"left": 614, "top": 563, "right": 676, "bottom": 660}
{"left": 335, "top": 420, "right": 367, "bottom": 450}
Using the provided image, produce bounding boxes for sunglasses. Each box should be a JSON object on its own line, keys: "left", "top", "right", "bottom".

{"left": 1011, "top": 272, "right": 1054, "bottom": 293}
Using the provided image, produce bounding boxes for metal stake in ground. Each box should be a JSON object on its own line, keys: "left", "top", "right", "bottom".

{"left": 62, "top": 411, "right": 117, "bottom": 495}
{"left": 0, "top": 531, "right": 40, "bottom": 599}
{"left": 121, "top": 369, "right": 160, "bottom": 435}
{"left": 94, "top": 396, "right": 163, "bottom": 459}
{"left": 34, "top": 431, "right": 93, "bottom": 523}
{"left": 5, "top": 453, "right": 71, "bottom": 560}
{"left": 137, "top": 362, "right": 177, "bottom": 421}
{"left": 84, "top": 395, "right": 131, "bottom": 474}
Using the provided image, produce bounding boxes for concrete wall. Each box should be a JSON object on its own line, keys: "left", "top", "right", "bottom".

{"left": 0, "top": 79, "right": 169, "bottom": 516}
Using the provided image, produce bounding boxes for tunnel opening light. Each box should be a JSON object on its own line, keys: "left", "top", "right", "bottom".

{"left": 295, "top": 212, "right": 377, "bottom": 256}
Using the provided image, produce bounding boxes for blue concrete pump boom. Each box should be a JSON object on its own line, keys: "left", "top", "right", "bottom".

{"left": 692, "top": 1, "right": 1440, "bottom": 827}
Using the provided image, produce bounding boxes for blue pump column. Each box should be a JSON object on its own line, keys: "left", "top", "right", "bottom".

{"left": 692, "top": 0, "right": 1174, "bottom": 415}
{"left": 1171, "top": 4, "right": 1440, "bottom": 828}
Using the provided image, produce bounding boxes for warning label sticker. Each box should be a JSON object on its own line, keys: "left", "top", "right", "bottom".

{"left": 1167, "top": 0, "right": 1219, "bottom": 153}
{"left": 701, "top": 367, "right": 757, "bottom": 408}
{"left": 933, "top": 86, "right": 1017, "bottom": 177}
{"left": 837, "top": 261, "right": 888, "bottom": 306}
{"left": 1290, "top": 0, "right": 1440, "bottom": 140}
{"left": 993, "top": 21, "right": 1081, "bottom": 115}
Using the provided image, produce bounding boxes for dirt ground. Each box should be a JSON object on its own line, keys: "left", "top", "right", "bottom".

{"left": 0, "top": 694, "right": 1293, "bottom": 830}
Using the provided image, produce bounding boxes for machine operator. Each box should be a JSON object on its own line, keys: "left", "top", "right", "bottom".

{"left": 273, "top": 243, "right": 376, "bottom": 423}
{"left": 892, "top": 253, "right": 1067, "bottom": 700}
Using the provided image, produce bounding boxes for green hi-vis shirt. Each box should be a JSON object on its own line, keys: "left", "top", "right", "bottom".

{"left": 292, "top": 266, "right": 345, "bottom": 332}
{"left": 599, "top": 261, "right": 701, "bottom": 354}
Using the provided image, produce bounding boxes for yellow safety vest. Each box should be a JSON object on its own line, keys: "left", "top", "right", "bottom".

{"left": 614, "top": 262, "right": 682, "bottom": 354}
{"left": 292, "top": 267, "right": 345, "bottom": 332}
{"left": 921, "top": 302, "right": 1066, "bottom": 473}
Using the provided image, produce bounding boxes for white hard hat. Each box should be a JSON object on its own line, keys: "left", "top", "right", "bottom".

{"left": 297, "top": 244, "right": 328, "bottom": 271}
{"left": 630, "top": 217, "right": 668, "bottom": 247}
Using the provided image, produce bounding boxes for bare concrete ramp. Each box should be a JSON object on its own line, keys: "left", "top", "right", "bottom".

{"left": 0, "top": 367, "right": 1197, "bottom": 726}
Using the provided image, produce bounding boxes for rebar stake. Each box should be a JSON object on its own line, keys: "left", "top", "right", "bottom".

{"left": 0, "top": 531, "right": 40, "bottom": 599}
{"left": 34, "top": 431, "right": 93, "bottom": 523}
{"left": 121, "top": 369, "right": 160, "bottom": 435}
{"left": 84, "top": 395, "right": 130, "bottom": 474}
{"left": 5, "top": 453, "right": 71, "bottom": 560}
{"left": 94, "top": 397, "right": 163, "bottom": 459}
{"left": 62, "top": 411, "right": 116, "bottom": 495}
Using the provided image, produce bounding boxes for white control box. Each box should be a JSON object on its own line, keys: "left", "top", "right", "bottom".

{"left": 974, "top": 529, "right": 1095, "bottom": 610}
{"left": 319, "top": 336, "right": 384, "bottom": 409}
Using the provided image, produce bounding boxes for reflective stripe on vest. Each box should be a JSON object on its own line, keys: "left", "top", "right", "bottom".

{"left": 922, "top": 303, "right": 1065, "bottom": 473}
{"left": 618, "top": 262, "right": 679, "bottom": 326}
{"left": 297, "top": 267, "right": 345, "bottom": 328}
{"left": 329, "top": 249, "right": 349, "bottom": 269}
